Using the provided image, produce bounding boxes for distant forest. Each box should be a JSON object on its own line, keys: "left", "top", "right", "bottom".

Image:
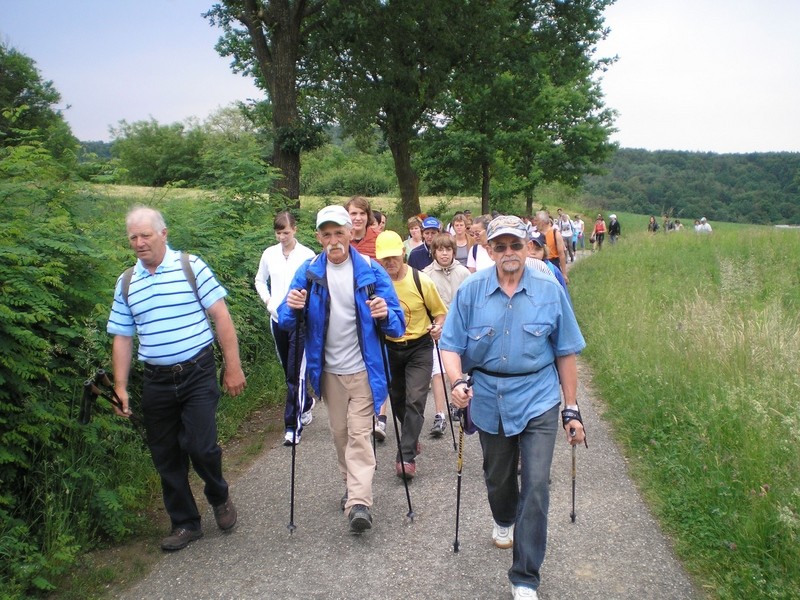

{"left": 581, "top": 148, "right": 800, "bottom": 225}
{"left": 78, "top": 139, "right": 800, "bottom": 226}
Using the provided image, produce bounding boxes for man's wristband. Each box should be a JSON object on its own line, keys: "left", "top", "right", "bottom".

{"left": 450, "top": 378, "right": 469, "bottom": 392}
{"left": 561, "top": 407, "right": 583, "bottom": 429}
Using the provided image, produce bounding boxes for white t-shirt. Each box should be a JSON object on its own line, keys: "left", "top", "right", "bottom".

{"left": 324, "top": 256, "right": 366, "bottom": 375}
{"left": 467, "top": 244, "right": 494, "bottom": 271}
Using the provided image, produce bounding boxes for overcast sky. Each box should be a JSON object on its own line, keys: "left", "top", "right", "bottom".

{"left": 2, "top": 0, "right": 799, "bottom": 153}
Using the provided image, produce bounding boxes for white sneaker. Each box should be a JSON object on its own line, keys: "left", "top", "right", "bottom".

{"left": 510, "top": 583, "right": 538, "bottom": 599}
{"left": 492, "top": 521, "right": 514, "bottom": 549}
{"left": 373, "top": 419, "right": 387, "bottom": 442}
{"left": 300, "top": 397, "right": 315, "bottom": 426}
{"left": 283, "top": 429, "right": 300, "bottom": 446}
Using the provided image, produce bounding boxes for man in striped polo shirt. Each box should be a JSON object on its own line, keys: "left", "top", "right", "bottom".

{"left": 107, "top": 206, "right": 247, "bottom": 551}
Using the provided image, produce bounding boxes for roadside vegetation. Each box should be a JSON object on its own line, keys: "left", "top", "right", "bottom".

{"left": 570, "top": 225, "right": 800, "bottom": 599}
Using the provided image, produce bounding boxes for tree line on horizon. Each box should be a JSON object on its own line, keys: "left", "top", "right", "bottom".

{"left": 581, "top": 148, "right": 800, "bottom": 225}
{"left": 76, "top": 131, "right": 800, "bottom": 227}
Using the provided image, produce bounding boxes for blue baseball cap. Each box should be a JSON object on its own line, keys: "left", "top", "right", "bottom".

{"left": 421, "top": 216, "right": 441, "bottom": 231}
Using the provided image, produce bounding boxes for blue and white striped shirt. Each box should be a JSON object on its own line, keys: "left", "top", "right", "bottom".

{"left": 107, "top": 247, "right": 227, "bottom": 365}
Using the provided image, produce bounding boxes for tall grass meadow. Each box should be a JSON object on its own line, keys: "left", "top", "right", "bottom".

{"left": 570, "top": 223, "right": 800, "bottom": 599}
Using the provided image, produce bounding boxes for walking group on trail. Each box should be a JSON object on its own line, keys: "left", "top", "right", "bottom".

{"left": 102, "top": 199, "right": 590, "bottom": 600}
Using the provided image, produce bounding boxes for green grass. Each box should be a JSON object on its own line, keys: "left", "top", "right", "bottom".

{"left": 570, "top": 225, "right": 800, "bottom": 599}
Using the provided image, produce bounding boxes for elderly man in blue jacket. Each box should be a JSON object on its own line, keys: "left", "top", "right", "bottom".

{"left": 278, "top": 205, "right": 405, "bottom": 534}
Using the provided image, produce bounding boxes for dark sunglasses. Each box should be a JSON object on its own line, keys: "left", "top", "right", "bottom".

{"left": 491, "top": 241, "right": 525, "bottom": 253}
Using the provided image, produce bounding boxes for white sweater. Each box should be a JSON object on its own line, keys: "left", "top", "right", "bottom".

{"left": 254, "top": 241, "right": 316, "bottom": 321}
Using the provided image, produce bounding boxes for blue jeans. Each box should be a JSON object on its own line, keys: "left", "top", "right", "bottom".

{"left": 141, "top": 347, "right": 228, "bottom": 531}
{"left": 478, "top": 403, "right": 559, "bottom": 590}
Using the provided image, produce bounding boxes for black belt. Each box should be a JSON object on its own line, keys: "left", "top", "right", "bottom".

{"left": 470, "top": 362, "right": 553, "bottom": 378}
{"left": 145, "top": 345, "right": 214, "bottom": 373}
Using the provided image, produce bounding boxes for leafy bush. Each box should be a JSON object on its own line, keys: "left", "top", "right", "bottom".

{"left": 110, "top": 119, "right": 205, "bottom": 187}
{"left": 301, "top": 144, "right": 394, "bottom": 196}
{"left": 0, "top": 132, "right": 285, "bottom": 597}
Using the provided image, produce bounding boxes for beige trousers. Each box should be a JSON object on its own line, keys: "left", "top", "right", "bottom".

{"left": 320, "top": 371, "right": 376, "bottom": 514}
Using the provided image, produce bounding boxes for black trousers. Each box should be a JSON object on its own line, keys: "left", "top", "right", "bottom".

{"left": 387, "top": 334, "right": 433, "bottom": 463}
{"left": 142, "top": 347, "right": 228, "bottom": 531}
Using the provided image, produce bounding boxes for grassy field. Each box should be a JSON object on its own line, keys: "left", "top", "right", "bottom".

{"left": 569, "top": 224, "right": 800, "bottom": 599}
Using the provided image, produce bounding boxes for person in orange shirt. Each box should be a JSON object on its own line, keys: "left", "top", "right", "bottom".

{"left": 535, "top": 210, "right": 568, "bottom": 284}
{"left": 345, "top": 196, "right": 378, "bottom": 258}
{"left": 593, "top": 214, "right": 607, "bottom": 251}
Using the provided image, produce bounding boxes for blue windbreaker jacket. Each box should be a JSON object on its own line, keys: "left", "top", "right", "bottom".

{"left": 277, "top": 246, "right": 405, "bottom": 413}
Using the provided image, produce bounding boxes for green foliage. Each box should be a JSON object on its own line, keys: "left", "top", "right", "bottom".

{"left": 301, "top": 143, "right": 395, "bottom": 196}
{"left": 415, "top": 1, "right": 616, "bottom": 208}
{"left": 0, "top": 42, "right": 79, "bottom": 166}
{"left": 110, "top": 119, "right": 205, "bottom": 187}
{"left": 581, "top": 148, "right": 800, "bottom": 225}
{"left": 0, "top": 119, "right": 285, "bottom": 595}
{"left": 0, "top": 131, "right": 150, "bottom": 596}
{"left": 570, "top": 226, "right": 800, "bottom": 598}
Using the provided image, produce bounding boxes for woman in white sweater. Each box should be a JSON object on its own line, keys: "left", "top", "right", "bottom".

{"left": 255, "top": 211, "right": 316, "bottom": 445}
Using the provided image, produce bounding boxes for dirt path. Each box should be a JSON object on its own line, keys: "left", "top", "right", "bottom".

{"left": 113, "top": 360, "right": 700, "bottom": 600}
{"left": 107, "top": 248, "right": 701, "bottom": 599}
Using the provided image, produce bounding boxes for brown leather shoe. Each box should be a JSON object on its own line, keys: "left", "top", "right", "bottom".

{"left": 161, "top": 527, "right": 203, "bottom": 551}
{"left": 213, "top": 496, "right": 238, "bottom": 531}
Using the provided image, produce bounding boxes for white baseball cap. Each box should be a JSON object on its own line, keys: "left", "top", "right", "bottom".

{"left": 316, "top": 205, "right": 352, "bottom": 229}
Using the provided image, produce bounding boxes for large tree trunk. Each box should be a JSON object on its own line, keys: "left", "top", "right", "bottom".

{"left": 388, "top": 138, "right": 421, "bottom": 219}
{"left": 481, "top": 161, "right": 491, "bottom": 214}
{"left": 240, "top": 0, "right": 303, "bottom": 207}
{"left": 269, "top": 40, "right": 301, "bottom": 204}
{"left": 525, "top": 190, "right": 534, "bottom": 216}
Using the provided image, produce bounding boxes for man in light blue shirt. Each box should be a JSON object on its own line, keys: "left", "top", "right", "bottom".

{"left": 440, "top": 215, "right": 587, "bottom": 600}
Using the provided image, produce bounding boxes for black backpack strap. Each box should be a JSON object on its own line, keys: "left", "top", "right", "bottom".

{"left": 411, "top": 267, "right": 434, "bottom": 323}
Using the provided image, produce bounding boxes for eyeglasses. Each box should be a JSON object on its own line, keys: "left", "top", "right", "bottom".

{"left": 490, "top": 241, "right": 525, "bottom": 253}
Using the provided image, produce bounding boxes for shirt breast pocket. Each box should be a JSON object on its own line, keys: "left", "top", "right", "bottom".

{"left": 521, "top": 323, "right": 552, "bottom": 359}
{"left": 467, "top": 325, "right": 495, "bottom": 359}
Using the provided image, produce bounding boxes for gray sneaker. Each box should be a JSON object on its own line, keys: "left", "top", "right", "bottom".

{"left": 430, "top": 413, "right": 446, "bottom": 437}
{"left": 348, "top": 504, "right": 372, "bottom": 534}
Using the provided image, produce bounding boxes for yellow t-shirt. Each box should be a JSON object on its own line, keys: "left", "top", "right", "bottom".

{"left": 386, "top": 267, "right": 448, "bottom": 343}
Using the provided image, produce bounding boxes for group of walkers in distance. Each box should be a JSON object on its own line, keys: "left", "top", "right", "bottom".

{"left": 648, "top": 214, "right": 713, "bottom": 233}
{"left": 105, "top": 197, "right": 589, "bottom": 600}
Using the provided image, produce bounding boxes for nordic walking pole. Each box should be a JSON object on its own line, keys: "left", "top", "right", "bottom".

{"left": 372, "top": 305, "right": 414, "bottom": 523}
{"left": 78, "top": 379, "right": 97, "bottom": 425}
{"left": 287, "top": 312, "right": 303, "bottom": 535}
{"left": 570, "top": 429, "right": 577, "bottom": 523}
{"left": 434, "top": 340, "right": 458, "bottom": 452}
{"left": 453, "top": 408, "right": 466, "bottom": 553}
